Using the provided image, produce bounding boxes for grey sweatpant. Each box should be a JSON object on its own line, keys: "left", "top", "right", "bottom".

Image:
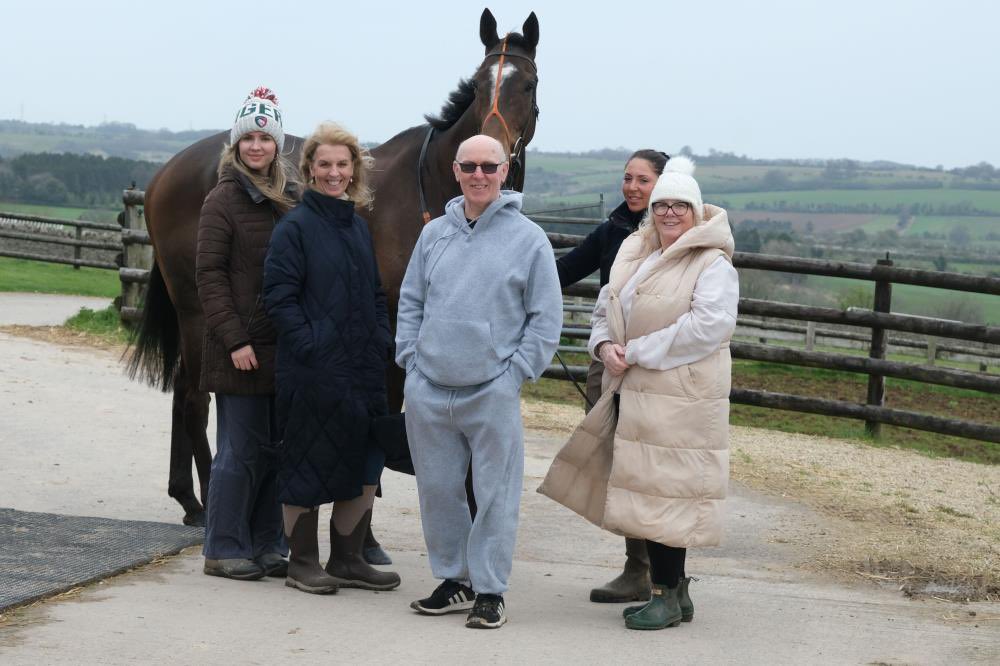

{"left": 404, "top": 368, "right": 524, "bottom": 595}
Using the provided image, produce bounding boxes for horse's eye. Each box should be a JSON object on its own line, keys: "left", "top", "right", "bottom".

{"left": 525, "top": 82, "right": 536, "bottom": 93}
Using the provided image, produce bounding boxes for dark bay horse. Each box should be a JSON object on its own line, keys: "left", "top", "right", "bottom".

{"left": 128, "top": 8, "right": 540, "bottom": 524}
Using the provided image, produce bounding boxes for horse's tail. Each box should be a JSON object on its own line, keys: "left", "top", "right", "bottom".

{"left": 125, "top": 260, "right": 180, "bottom": 392}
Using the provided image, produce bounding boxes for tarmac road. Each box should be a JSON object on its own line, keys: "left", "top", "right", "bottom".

{"left": 0, "top": 292, "right": 111, "bottom": 326}
{"left": 0, "top": 294, "right": 996, "bottom": 664}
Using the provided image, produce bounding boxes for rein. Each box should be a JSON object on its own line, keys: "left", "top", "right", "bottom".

{"left": 417, "top": 126, "right": 435, "bottom": 224}
{"left": 554, "top": 350, "right": 594, "bottom": 409}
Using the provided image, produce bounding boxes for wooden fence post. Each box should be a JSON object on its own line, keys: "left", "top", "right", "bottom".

{"left": 926, "top": 339, "right": 937, "bottom": 365}
{"left": 805, "top": 321, "right": 816, "bottom": 351}
{"left": 73, "top": 225, "right": 82, "bottom": 270}
{"left": 865, "top": 255, "right": 893, "bottom": 437}
{"left": 120, "top": 187, "right": 150, "bottom": 324}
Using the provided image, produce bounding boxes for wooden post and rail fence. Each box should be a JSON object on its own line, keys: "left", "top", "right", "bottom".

{"left": 0, "top": 191, "right": 997, "bottom": 443}
{"left": 0, "top": 187, "right": 152, "bottom": 320}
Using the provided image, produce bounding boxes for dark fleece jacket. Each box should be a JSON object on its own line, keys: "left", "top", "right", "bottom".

{"left": 556, "top": 201, "right": 645, "bottom": 288}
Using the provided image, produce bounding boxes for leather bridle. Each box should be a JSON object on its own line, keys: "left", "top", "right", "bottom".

{"left": 482, "top": 37, "right": 538, "bottom": 190}
{"left": 417, "top": 38, "right": 538, "bottom": 223}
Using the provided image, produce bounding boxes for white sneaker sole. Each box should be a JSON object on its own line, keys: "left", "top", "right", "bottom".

{"left": 465, "top": 615, "right": 507, "bottom": 629}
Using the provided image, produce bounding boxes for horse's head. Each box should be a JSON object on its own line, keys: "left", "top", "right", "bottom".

{"left": 474, "top": 9, "right": 539, "bottom": 190}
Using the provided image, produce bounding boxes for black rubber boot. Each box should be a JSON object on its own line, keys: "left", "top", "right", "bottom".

{"left": 285, "top": 508, "right": 339, "bottom": 595}
{"left": 625, "top": 576, "right": 694, "bottom": 622}
{"left": 325, "top": 510, "right": 401, "bottom": 591}
{"left": 624, "top": 584, "right": 683, "bottom": 631}
{"left": 590, "top": 537, "right": 652, "bottom": 603}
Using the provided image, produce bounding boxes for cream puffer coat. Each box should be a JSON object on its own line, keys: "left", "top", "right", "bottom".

{"left": 539, "top": 204, "right": 735, "bottom": 548}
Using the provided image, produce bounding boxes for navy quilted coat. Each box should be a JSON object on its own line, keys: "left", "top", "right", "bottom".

{"left": 262, "top": 189, "right": 391, "bottom": 506}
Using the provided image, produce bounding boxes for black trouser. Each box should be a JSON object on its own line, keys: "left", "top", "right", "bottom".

{"left": 645, "top": 540, "right": 686, "bottom": 588}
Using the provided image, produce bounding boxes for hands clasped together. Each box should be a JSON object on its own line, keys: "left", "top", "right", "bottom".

{"left": 598, "top": 342, "right": 632, "bottom": 376}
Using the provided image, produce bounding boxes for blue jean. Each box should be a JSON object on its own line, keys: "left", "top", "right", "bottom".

{"left": 203, "top": 393, "right": 286, "bottom": 560}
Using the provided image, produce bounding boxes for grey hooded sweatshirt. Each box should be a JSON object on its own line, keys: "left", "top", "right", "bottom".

{"left": 395, "top": 191, "right": 563, "bottom": 389}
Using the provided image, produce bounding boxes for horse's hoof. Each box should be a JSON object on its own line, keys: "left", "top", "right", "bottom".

{"left": 183, "top": 510, "right": 206, "bottom": 527}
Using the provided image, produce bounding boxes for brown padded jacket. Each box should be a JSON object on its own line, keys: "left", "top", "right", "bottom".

{"left": 195, "top": 169, "right": 282, "bottom": 395}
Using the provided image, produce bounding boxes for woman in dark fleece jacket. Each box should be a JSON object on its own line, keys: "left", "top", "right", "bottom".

{"left": 556, "top": 148, "right": 667, "bottom": 604}
{"left": 196, "top": 87, "right": 298, "bottom": 582}
{"left": 263, "top": 122, "right": 400, "bottom": 595}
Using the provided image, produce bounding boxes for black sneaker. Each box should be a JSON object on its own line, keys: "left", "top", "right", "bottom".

{"left": 410, "top": 580, "right": 476, "bottom": 615}
{"left": 465, "top": 593, "right": 506, "bottom": 629}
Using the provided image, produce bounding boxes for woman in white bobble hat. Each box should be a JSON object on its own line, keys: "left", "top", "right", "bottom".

{"left": 197, "top": 87, "right": 299, "bottom": 581}
{"left": 540, "top": 155, "right": 739, "bottom": 630}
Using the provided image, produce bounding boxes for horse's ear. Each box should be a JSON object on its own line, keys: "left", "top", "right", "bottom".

{"left": 522, "top": 12, "right": 539, "bottom": 51}
{"left": 480, "top": 8, "right": 499, "bottom": 50}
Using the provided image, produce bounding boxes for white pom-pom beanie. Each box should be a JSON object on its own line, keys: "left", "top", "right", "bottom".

{"left": 231, "top": 86, "right": 284, "bottom": 152}
{"left": 648, "top": 155, "right": 703, "bottom": 223}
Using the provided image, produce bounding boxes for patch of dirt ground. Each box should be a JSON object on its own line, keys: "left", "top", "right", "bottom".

{"left": 6, "top": 324, "right": 998, "bottom": 600}
{"left": 0, "top": 325, "right": 126, "bottom": 353}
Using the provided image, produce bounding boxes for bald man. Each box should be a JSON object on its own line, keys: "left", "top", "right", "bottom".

{"left": 395, "top": 135, "right": 562, "bottom": 629}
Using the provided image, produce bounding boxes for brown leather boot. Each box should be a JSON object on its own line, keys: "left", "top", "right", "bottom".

{"left": 590, "top": 537, "right": 652, "bottom": 603}
{"left": 325, "top": 509, "right": 401, "bottom": 591}
{"left": 285, "top": 507, "right": 339, "bottom": 595}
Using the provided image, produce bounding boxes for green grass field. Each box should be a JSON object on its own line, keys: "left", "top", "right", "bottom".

{"left": 717, "top": 188, "right": 1000, "bottom": 213}
{"left": 902, "top": 214, "right": 1000, "bottom": 237}
{"left": 842, "top": 213, "right": 1000, "bottom": 240}
{"left": 530, "top": 155, "right": 618, "bottom": 173}
{"left": 0, "top": 200, "right": 119, "bottom": 222}
{"left": 801, "top": 274, "right": 1000, "bottom": 324}
{"left": 0, "top": 257, "right": 120, "bottom": 297}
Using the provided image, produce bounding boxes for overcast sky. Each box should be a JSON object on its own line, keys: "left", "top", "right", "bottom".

{"left": 4, "top": 0, "right": 997, "bottom": 168}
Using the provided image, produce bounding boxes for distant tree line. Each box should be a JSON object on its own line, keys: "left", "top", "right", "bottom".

{"left": 0, "top": 152, "right": 160, "bottom": 207}
{"left": 0, "top": 120, "right": 218, "bottom": 162}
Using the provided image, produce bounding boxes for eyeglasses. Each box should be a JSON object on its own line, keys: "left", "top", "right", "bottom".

{"left": 455, "top": 161, "right": 506, "bottom": 174}
{"left": 651, "top": 201, "right": 691, "bottom": 216}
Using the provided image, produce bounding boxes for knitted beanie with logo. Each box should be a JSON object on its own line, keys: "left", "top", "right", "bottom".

{"left": 231, "top": 86, "right": 284, "bottom": 152}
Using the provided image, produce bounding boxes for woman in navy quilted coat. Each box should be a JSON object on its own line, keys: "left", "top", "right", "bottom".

{"left": 263, "top": 122, "right": 400, "bottom": 595}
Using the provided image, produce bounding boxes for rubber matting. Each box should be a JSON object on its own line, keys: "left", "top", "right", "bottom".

{"left": 0, "top": 508, "right": 203, "bottom": 612}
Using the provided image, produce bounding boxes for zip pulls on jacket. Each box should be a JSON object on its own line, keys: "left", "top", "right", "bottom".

{"left": 423, "top": 229, "right": 463, "bottom": 289}
{"left": 244, "top": 210, "right": 277, "bottom": 341}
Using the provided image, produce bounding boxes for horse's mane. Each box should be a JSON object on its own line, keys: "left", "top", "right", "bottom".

{"left": 424, "top": 33, "right": 534, "bottom": 131}
{"left": 425, "top": 78, "right": 477, "bottom": 131}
